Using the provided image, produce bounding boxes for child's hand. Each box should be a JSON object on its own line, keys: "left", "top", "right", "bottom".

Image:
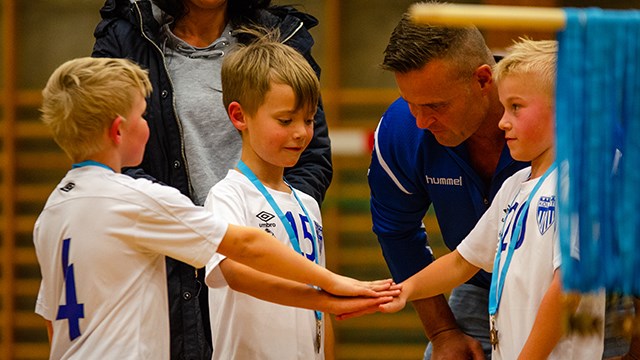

{"left": 336, "top": 290, "right": 407, "bottom": 321}
{"left": 323, "top": 292, "right": 396, "bottom": 316}
{"left": 324, "top": 275, "right": 398, "bottom": 298}
{"left": 377, "top": 292, "right": 407, "bottom": 313}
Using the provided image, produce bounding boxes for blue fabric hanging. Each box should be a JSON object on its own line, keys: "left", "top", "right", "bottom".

{"left": 556, "top": 8, "right": 640, "bottom": 295}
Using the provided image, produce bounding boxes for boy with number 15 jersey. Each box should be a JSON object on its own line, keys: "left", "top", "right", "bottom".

{"left": 205, "top": 30, "right": 330, "bottom": 359}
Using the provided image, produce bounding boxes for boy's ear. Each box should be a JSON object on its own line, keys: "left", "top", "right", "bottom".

{"left": 109, "top": 116, "right": 124, "bottom": 144}
{"left": 228, "top": 101, "right": 247, "bottom": 131}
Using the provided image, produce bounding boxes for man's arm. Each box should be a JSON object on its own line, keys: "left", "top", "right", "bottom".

{"left": 413, "top": 297, "right": 486, "bottom": 359}
{"left": 368, "top": 108, "right": 485, "bottom": 359}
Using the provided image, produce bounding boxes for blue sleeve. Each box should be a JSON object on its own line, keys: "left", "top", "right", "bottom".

{"left": 368, "top": 99, "right": 434, "bottom": 282}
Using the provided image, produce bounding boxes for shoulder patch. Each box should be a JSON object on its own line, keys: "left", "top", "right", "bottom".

{"left": 60, "top": 182, "right": 75, "bottom": 192}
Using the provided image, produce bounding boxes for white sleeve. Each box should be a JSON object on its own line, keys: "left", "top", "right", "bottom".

{"left": 456, "top": 200, "right": 502, "bottom": 272}
{"left": 131, "top": 182, "right": 229, "bottom": 269}
{"left": 203, "top": 178, "right": 247, "bottom": 288}
{"left": 33, "top": 219, "right": 55, "bottom": 321}
{"left": 456, "top": 174, "right": 525, "bottom": 272}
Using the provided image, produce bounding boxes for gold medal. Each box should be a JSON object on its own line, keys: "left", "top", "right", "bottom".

{"left": 490, "top": 315, "right": 499, "bottom": 350}
{"left": 315, "top": 317, "right": 322, "bottom": 353}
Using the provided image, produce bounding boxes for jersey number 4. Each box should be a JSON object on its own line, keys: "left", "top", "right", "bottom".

{"left": 56, "top": 238, "right": 85, "bottom": 341}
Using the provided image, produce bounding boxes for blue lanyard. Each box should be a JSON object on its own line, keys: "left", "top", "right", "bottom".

{"left": 237, "top": 161, "right": 320, "bottom": 259}
{"left": 72, "top": 160, "right": 114, "bottom": 172}
{"left": 236, "top": 160, "right": 322, "bottom": 323}
{"left": 489, "top": 164, "right": 557, "bottom": 316}
{"left": 238, "top": 160, "right": 322, "bottom": 320}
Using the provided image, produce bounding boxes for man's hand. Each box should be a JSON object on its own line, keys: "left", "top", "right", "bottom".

{"left": 430, "top": 328, "right": 485, "bottom": 360}
{"left": 410, "top": 296, "right": 486, "bottom": 359}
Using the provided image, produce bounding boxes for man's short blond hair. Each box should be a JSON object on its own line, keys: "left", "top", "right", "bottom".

{"left": 40, "top": 57, "right": 152, "bottom": 162}
{"left": 221, "top": 28, "right": 320, "bottom": 117}
{"left": 493, "top": 39, "right": 558, "bottom": 97}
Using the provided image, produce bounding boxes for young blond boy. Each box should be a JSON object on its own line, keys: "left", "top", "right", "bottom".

{"left": 34, "top": 57, "right": 395, "bottom": 359}
{"left": 353, "top": 39, "right": 605, "bottom": 359}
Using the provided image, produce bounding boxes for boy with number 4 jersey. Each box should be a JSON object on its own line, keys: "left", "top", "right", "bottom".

{"left": 345, "top": 39, "right": 605, "bottom": 359}
{"left": 33, "top": 57, "right": 397, "bottom": 360}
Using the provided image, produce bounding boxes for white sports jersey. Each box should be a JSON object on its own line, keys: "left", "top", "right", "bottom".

{"left": 204, "top": 169, "right": 325, "bottom": 360}
{"left": 458, "top": 167, "right": 604, "bottom": 360}
{"left": 34, "top": 166, "right": 227, "bottom": 360}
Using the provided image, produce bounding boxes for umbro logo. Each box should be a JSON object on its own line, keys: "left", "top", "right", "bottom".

{"left": 256, "top": 211, "right": 275, "bottom": 222}
{"left": 256, "top": 211, "right": 277, "bottom": 230}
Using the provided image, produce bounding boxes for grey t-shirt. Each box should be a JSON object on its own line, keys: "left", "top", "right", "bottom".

{"left": 161, "top": 23, "right": 241, "bottom": 206}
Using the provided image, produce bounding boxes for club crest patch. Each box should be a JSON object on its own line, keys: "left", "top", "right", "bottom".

{"left": 536, "top": 195, "right": 556, "bottom": 235}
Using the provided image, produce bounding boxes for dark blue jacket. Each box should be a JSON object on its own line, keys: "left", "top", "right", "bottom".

{"left": 368, "top": 98, "right": 529, "bottom": 287}
{"left": 92, "top": 1, "right": 332, "bottom": 358}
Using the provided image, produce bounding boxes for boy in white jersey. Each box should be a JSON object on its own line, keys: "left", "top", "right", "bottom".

{"left": 203, "top": 31, "right": 350, "bottom": 359}
{"left": 34, "top": 57, "right": 398, "bottom": 360}
{"left": 344, "top": 39, "right": 605, "bottom": 359}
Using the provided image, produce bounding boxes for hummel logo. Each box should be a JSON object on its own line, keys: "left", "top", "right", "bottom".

{"left": 425, "top": 175, "right": 463, "bottom": 186}
{"left": 256, "top": 211, "right": 275, "bottom": 222}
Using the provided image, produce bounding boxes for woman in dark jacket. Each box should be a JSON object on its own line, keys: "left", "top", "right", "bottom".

{"left": 92, "top": 1, "right": 332, "bottom": 358}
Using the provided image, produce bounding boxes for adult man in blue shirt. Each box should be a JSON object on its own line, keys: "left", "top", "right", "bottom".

{"left": 368, "top": 13, "right": 527, "bottom": 360}
{"left": 369, "top": 8, "right": 640, "bottom": 360}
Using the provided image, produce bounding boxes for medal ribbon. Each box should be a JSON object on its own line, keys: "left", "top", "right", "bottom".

{"left": 489, "top": 163, "right": 557, "bottom": 318}
{"left": 237, "top": 160, "right": 323, "bottom": 328}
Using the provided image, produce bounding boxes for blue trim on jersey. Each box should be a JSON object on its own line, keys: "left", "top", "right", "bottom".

{"left": 72, "top": 160, "right": 114, "bottom": 172}
{"left": 368, "top": 98, "right": 529, "bottom": 287}
{"left": 490, "top": 164, "right": 556, "bottom": 316}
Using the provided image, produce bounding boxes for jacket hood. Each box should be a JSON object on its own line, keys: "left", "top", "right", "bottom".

{"left": 97, "top": 0, "right": 318, "bottom": 38}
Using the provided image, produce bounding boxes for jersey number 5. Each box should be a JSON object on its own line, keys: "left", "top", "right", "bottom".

{"left": 284, "top": 212, "right": 317, "bottom": 261}
{"left": 56, "top": 238, "right": 85, "bottom": 341}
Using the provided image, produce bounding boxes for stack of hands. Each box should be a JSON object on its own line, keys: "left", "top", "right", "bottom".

{"left": 325, "top": 276, "right": 405, "bottom": 320}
